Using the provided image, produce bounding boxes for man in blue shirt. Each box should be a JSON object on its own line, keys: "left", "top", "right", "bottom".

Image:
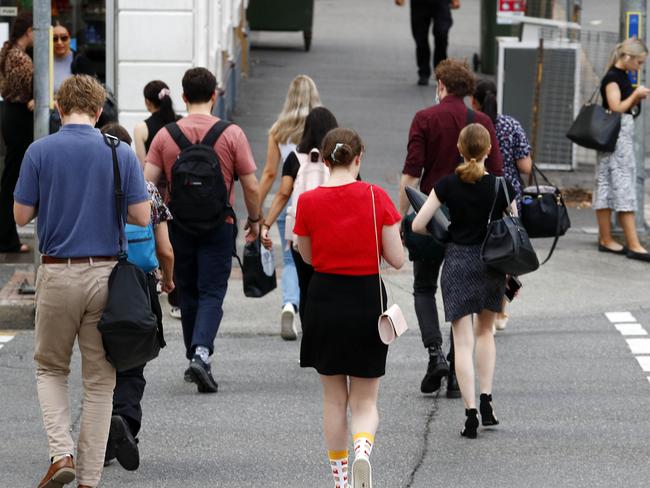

{"left": 14, "top": 75, "right": 150, "bottom": 488}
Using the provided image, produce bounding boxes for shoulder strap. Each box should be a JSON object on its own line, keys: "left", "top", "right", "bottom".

{"left": 201, "top": 120, "right": 232, "bottom": 148}
{"left": 104, "top": 134, "right": 126, "bottom": 259}
{"left": 165, "top": 122, "right": 192, "bottom": 150}
{"left": 486, "top": 176, "right": 501, "bottom": 227}
{"left": 370, "top": 186, "right": 384, "bottom": 314}
{"left": 466, "top": 108, "right": 475, "bottom": 126}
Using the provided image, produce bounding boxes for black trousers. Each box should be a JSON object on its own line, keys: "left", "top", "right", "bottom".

{"left": 410, "top": 0, "right": 453, "bottom": 78}
{"left": 290, "top": 246, "right": 314, "bottom": 324}
{"left": 112, "top": 274, "right": 163, "bottom": 436}
{"left": 0, "top": 102, "right": 33, "bottom": 252}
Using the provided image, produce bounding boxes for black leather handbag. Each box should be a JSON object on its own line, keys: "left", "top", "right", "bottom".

{"left": 566, "top": 89, "right": 621, "bottom": 152}
{"left": 97, "top": 135, "right": 164, "bottom": 372}
{"left": 481, "top": 177, "right": 539, "bottom": 276}
{"left": 520, "top": 164, "right": 571, "bottom": 264}
{"left": 404, "top": 186, "right": 450, "bottom": 245}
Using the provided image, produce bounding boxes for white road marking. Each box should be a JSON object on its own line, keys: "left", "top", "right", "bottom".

{"left": 635, "top": 357, "right": 650, "bottom": 372}
{"left": 614, "top": 323, "right": 647, "bottom": 336}
{"left": 0, "top": 344, "right": 3, "bottom": 350}
{"left": 0, "top": 335, "right": 15, "bottom": 343}
{"left": 626, "top": 339, "right": 650, "bottom": 355}
{"left": 606, "top": 312, "right": 637, "bottom": 323}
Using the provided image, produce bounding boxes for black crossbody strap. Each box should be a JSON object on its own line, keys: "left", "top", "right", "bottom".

{"left": 486, "top": 176, "right": 501, "bottom": 227}
{"left": 165, "top": 122, "right": 193, "bottom": 149}
{"left": 201, "top": 120, "right": 232, "bottom": 147}
{"left": 466, "top": 107, "right": 475, "bottom": 125}
{"left": 104, "top": 134, "right": 126, "bottom": 258}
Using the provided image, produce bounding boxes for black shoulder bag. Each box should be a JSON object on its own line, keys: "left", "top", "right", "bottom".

{"left": 520, "top": 163, "right": 571, "bottom": 264}
{"left": 97, "top": 135, "right": 164, "bottom": 372}
{"left": 566, "top": 87, "right": 621, "bottom": 152}
{"left": 481, "top": 177, "right": 540, "bottom": 276}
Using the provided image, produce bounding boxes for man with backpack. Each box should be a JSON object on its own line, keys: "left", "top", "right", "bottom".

{"left": 145, "top": 67, "right": 261, "bottom": 393}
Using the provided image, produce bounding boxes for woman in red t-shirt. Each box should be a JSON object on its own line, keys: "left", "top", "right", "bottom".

{"left": 294, "top": 128, "right": 404, "bottom": 488}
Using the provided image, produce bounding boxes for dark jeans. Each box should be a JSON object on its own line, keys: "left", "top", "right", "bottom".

{"left": 290, "top": 246, "right": 314, "bottom": 324}
{"left": 112, "top": 274, "right": 163, "bottom": 436}
{"left": 413, "top": 258, "right": 445, "bottom": 348}
{"left": 410, "top": 0, "right": 453, "bottom": 78}
{"left": 170, "top": 222, "right": 233, "bottom": 359}
{"left": 0, "top": 102, "right": 33, "bottom": 252}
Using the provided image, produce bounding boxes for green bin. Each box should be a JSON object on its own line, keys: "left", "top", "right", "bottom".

{"left": 246, "top": 0, "right": 315, "bottom": 51}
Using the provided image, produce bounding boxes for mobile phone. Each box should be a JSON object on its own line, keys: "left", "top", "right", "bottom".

{"left": 505, "top": 276, "right": 522, "bottom": 302}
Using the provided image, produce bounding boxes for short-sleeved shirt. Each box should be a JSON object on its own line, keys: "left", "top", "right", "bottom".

{"left": 601, "top": 67, "right": 639, "bottom": 116}
{"left": 495, "top": 114, "right": 531, "bottom": 204}
{"left": 14, "top": 124, "right": 149, "bottom": 257}
{"left": 433, "top": 173, "right": 515, "bottom": 245}
{"left": 282, "top": 151, "right": 301, "bottom": 179}
{"left": 294, "top": 181, "right": 401, "bottom": 275}
{"left": 403, "top": 96, "right": 504, "bottom": 195}
{"left": 146, "top": 113, "right": 257, "bottom": 218}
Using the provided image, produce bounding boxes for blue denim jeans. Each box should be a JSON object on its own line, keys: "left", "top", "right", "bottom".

{"left": 276, "top": 206, "right": 300, "bottom": 309}
{"left": 169, "top": 223, "right": 233, "bottom": 359}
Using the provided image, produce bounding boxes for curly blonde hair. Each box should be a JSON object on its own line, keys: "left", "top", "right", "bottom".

{"left": 269, "top": 75, "right": 321, "bottom": 145}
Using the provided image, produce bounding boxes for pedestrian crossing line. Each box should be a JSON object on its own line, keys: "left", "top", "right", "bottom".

{"left": 606, "top": 312, "right": 637, "bottom": 323}
{"left": 0, "top": 333, "right": 15, "bottom": 352}
{"left": 625, "top": 339, "right": 650, "bottom": 355}
{"left": 614, "top": 323, "right": 647, "bottom": 336}
{"left": 635, "top": 357, "right": 650, "bottom": 372}
{"left": 607, "top": 312, "right": 650, "bottom": 384}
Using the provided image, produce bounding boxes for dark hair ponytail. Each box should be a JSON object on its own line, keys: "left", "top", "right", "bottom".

{"left": 474, "top": 79, "right": 498, "bottom": 125}
{"left": 143, "top": 80, "right": 177, "bottom": 124}
{"left": 0, "top": 11, "right": 33, "bottom": 73}
{"left": 297, "top": 106, "right": 339, "bottom": 155}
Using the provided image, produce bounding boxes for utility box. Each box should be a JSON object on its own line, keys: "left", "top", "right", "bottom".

{"left": 247, "top": 0, "right": 314, "bottom": 51}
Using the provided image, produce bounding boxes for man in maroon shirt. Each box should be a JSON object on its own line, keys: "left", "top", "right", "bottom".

{"left": 399, "top": 59, "right": 503, "bottom": 397}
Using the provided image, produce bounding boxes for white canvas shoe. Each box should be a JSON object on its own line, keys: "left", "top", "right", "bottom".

{"left": 280, "top": 303, "right": 297, "bottom": 340}
{"left": 351, "top": 457, "right": 372, "bottom": 488}
{"left": 169, "top": 307, "right": 182, "bottom": 320}
{"left": 495, "top": 313, "right": 509, "bottom": 331}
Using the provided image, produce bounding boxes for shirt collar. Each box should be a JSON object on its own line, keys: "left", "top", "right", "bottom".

{"left": 440, "top": 95, "right": 465, "bottom": 105}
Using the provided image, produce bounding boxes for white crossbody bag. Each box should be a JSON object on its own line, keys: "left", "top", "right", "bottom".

{"left": 370, "top": 186, "right": 408, "bottom": 345}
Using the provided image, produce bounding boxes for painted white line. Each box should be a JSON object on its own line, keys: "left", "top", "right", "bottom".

{"left": 606, "top": 312, "right": 637, "bottom": 323}
{"left": 0, "top": 344, "right": 3, "bottom": 350}
{"left": 0, "top": 335, "right": 15, "bottom": 343}
{"left": 635, "top": 357, "right": 650, "bottom": 372}
{"left": 615, "top": 323, "right": 648, "bottom": 336}
{"left": 648, "top": 377, "right": 650, "bottom": 385}
{"left": 626, "top": 339, "right": 650, "bottom": 355}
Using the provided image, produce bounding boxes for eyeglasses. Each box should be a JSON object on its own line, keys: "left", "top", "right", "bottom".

{"left": 53, "top": 35, "right": 69, "bottom": 43}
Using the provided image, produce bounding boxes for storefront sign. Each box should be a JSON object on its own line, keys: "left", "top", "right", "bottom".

{"left": 626, "top": 11, "right": 643, "bottom": 86}
{"left": 497, "top": 0, "right": 527, "bottom": 25}
{"left": 0, "top": 7, "right": 18, "bottom": 17}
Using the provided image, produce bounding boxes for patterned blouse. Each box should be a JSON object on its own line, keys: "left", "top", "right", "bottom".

{"left": 147, "top": 181, "right": 172, "bottom": 226}
{"left": 495, "top": 114, "right": 531, "bottom": 207}
{"left": 0, "top": 46, "right": 33, "bottom": 103}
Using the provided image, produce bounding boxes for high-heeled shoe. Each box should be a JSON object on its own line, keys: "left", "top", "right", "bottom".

{"left": 479, "top": 393, "right": 499, "bottom": 426}
{"left": 460, "top": 409, "right": 479, "bottom": 439}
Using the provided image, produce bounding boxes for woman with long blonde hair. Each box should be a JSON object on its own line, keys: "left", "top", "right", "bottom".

{"left": 259, "top": 75, "right": 321, "bottom": 339}
{"left": 594, "top": 38, "right": 650, "bottom": 262}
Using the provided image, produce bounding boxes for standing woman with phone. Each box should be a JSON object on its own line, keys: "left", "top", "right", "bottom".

{"left": 594, "top": 38, "right": 650, "bottom": 262}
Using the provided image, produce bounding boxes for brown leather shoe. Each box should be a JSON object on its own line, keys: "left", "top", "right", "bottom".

{"left": 37, "top": 455, "right": 75, "bottom": 488}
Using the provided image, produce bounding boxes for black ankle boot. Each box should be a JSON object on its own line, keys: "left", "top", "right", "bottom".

{"left": 479, "top": 393, "right": 499, "bottom": 426}
{"left": 420, "top": 346, "right": 450, "bottom": 394}
{"left": 461, "top": 409, "right": 479, "bottom": 439}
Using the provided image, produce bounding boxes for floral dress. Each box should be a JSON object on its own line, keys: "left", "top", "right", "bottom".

{"left": 495, "top": 114, "right": 531, "bottom": 213}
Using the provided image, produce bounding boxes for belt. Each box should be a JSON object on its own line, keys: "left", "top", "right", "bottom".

{"left": 41, "top": 255, "right": 117, "bottom": 265}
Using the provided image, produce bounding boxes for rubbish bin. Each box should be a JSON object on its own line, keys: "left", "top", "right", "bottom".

{"left": 246, "top": 0, "right": 315, "bottom": 51}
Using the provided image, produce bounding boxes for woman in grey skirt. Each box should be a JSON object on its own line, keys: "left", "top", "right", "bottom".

{"left": 595, "top": 38, "right": 650, "bottom": 262}
{"left": 413, "top": 124, "right": 516, "bottom": 439}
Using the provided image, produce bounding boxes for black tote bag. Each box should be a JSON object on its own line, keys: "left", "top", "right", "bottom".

{"left": 236, "top": 237, "right": 277, "bottom": 298}
{"left": 566, "top": 89, "right": 621, "bottom": 152}
{"left": 97, "top": 135, "right": 164, "bottom": 372}
{"left": 481, "top": 177, "right": 539, "bottom": 276}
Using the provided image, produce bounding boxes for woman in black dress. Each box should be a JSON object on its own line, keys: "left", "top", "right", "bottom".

{"left": 413, "top": 124, "right": 516, "bottom": 439}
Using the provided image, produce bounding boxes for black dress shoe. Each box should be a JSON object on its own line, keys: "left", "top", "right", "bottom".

{"left": 110, "top": 415, "right": 139, "bottom": 471}
{"left": 188, "top": 355, "right": 219, "bottom": 393}
{"left": 417, "top": 76, "right": 430, "bottom": 86}
{"left": 446, "top": 370, "right": 462, "bottom": 398}
{"left": 420, "top": 346, "right": 450, "bottom": 394}
{"left": 479, "top": 393, "right": 500, "bottom": 426}
{"left": 626, "top": 250, "right": 650, "bottom": 262}
{"left": 598, "top": 243, "right": 627, "bottom": 255}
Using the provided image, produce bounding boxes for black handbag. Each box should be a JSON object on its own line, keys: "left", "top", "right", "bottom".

{"left": 235, "top": 237, "right": 277, "bottom": 298}
{"left": 566, "top": 89, "right": 621, "bottom": 152}
{"left": 402, "top": 212, "right": 446, "bottom": 263}
{"left": 481, "top": 177, "right": 539, "bottom": 276}
{"left": 520, "top": 164, "right": 571, "bottom": 264}
{"left": 404, "top": 186, "right": 450, "bottom": 245}
{"left": 97, "top": 135, "right": 164, "bottom": 372}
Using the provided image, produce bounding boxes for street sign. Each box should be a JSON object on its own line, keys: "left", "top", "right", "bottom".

{"left": 497, "top": 0, "right": 527, "bottom": 25}
{"left": 626, "top": 11, "right": 642, "bottom": 85}
{"left": 0, "top": 7, "right": 18, "bottom": 16}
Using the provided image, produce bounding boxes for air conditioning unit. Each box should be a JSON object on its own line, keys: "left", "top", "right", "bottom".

{"left": 497, "top": 39, "right": 580, "bottom": 170}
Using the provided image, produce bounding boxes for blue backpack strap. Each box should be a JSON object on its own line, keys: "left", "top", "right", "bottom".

{"left": 201, "top": 120, "right": 232, "bottom": 148}
{"left": 165, "top": 122, "right": 193, "bottom": 150}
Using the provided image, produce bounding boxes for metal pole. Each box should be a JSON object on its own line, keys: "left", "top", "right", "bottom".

{"left": 620, "top": 0, "right": 648, "bottom": 232}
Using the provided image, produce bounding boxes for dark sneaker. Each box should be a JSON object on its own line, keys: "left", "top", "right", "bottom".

{"left": 420, "top": 346, "right": 450, "bottom": 394}
{"left": 446, "top": 370, "right": 462, "bottom": 399}
{"left": 183, "top": 365, "right": 193, "bottom": 383}
{"left": 417, "top": 76, "right": 430, "bottom": 86}
{"left": 188, "top": 355, "right": 219, "bottom": 393}
{"left": 104, "top": 435, "right": 116, "bottom": 467}
{"left": 110, "top": 415, "right": 139, "bottom": 471}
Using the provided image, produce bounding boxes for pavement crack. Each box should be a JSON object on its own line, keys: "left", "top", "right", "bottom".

{"left": 404, "top": 393, "right": 439, "bottom": 488}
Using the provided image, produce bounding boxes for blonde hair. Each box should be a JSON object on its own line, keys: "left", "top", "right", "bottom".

{"left": 56, "top": 75, "right": 106, "bottom": 117}
{"left": 456, "top": 124, "right": 490, "bottom": 184}
{"left": 269, "top": 75, "right": 321, "bottom": 145}
{"left": 608, "top": 38, "right": 648, "bottom": 70}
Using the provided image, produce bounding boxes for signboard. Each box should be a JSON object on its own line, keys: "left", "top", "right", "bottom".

{"left": 497, "top": 0, "right": 527, "bottom": 24}
{"left": 0, "top": 7, "right": 18, "bottom": 17}
{"left": 626, "top": 11, "right": 643, "bottom": 86}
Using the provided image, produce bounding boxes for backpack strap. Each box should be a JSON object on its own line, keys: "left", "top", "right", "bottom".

{"left": 466, "top": 108, "right": 475, "bottom": 125}
{"left": 201, "top": 120, "right": 232, "bottom": 148}
{"left": 165, "top": 122, "right": 192, "bottom": 150}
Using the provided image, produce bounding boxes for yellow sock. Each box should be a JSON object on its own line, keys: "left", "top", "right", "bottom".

{"left": 353, "top": 432, "right": 375, "bottom": 460}
{"left": 328, "top": 450, "right": 349, "bottom": 488}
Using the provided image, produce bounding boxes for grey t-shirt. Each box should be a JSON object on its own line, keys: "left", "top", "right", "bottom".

{"left": 53, "top": 51, "right": 73, "bottom": 93}
{"left": 14, "top": 124, "right": 149, "bottom": 257}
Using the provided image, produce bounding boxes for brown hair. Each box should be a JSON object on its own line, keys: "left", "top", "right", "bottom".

{"left": 456, "top": 124, "right": 491, "bottom": 183}
{"left": 56, "top": 75, "right": 106, "bottom": 117}
{"left": 321, "top": 128, "right": 364, "bottom": 167}
{"left": 101, "top": 123, "right": 132, "bottom": 146}
{"left": 435, "top": 59, "right": 476, "bottom": 97}
{"left": 0, "top": 11, "right": 32, "bottom": 73}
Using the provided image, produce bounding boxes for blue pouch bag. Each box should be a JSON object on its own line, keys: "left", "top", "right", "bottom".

{"left": 125, "top": 223, "right": 159, "bottom": 273}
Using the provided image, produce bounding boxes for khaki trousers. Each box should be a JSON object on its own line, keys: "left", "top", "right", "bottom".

{"left": 34, "top": 261, "right": 116, "bottom": 487}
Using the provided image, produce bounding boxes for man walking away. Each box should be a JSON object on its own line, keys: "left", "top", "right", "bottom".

{"left": 14, "top": 75, "right": 150, "bottom": 488}
{"left": 399, "top": 59, "right": 503, "bottom": 397}
{"left": 395, "top": 0, "right": 460, "bottom": 85}
{"left": 145, "top": 67, "right": 261, "bottom": 394}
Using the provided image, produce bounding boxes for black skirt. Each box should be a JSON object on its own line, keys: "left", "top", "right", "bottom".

{"left": 440, "top": 243, "right": 505, "bottom": 322}
{"left": 301, "top": 272, "right": 388, "bottom": 378}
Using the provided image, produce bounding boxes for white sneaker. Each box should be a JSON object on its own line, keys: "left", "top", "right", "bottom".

{"left": 351, "top": 457, "right": 372, "bottom": 488}
{"left": 280, "top": 303, "right": 297, "bottom": 341}
{"left": 169, "top": 307, "right": 182, "bottom": 320}
{"left": 495, "top": 313, "right": 509, "bottom": 331}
